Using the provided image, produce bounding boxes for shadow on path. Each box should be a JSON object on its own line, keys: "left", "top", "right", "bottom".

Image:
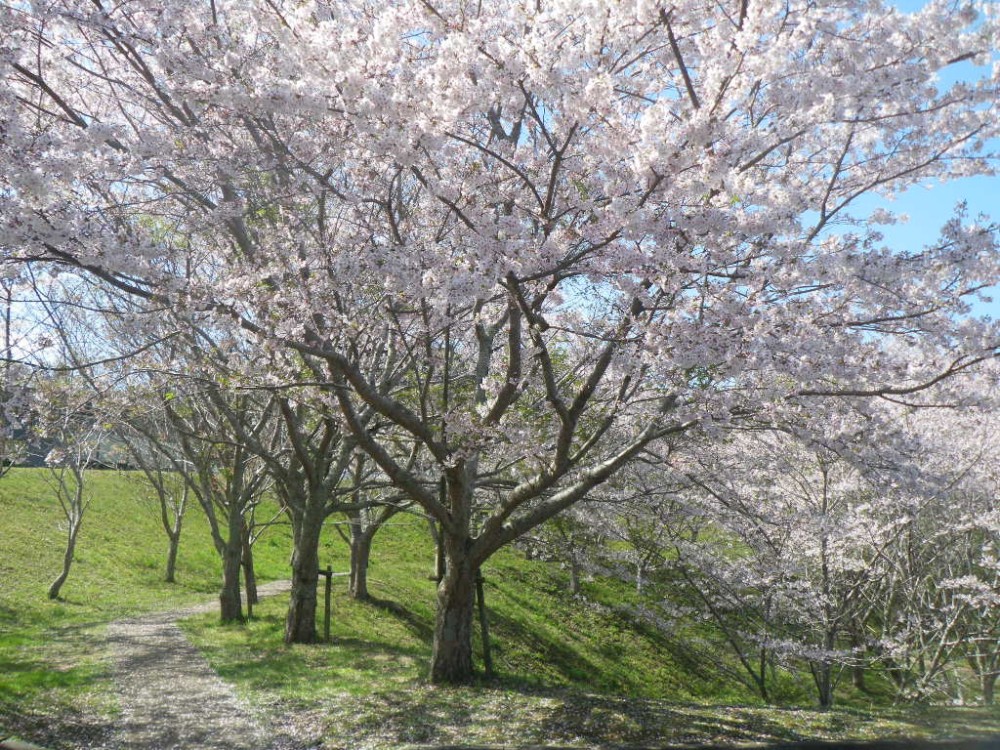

{"left": 107, "top": 580, "right": 302, "bottom": 750}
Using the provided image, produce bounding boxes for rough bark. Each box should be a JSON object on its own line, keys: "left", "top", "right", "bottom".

{"left": 219, "top": 511, "right": 245, "bottom": 623}
{"left": 430, "top": 537, "right": 477, "bottom": 683}
{"left": 285, "top": 507, "right": 323, "bottom": 644}
{"left": 349, "top": 526, "right": 373, "bottom": 601}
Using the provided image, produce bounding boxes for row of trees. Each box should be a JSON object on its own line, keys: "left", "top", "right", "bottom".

{"left": 17, "top": 345, "right": 1000, "bottom": 707}
{"left": 545, "top": 394, "right": 1000, "bottom": 707}
{"left": 2, "top": 0, "right": 998, "bottom": 687}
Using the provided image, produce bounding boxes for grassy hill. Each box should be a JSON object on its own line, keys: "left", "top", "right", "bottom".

{"left": 0, "top": 467, "right": 293, "bottom": 744}
{"left": 3, "top": 467, "right": 999, "bottom": 748}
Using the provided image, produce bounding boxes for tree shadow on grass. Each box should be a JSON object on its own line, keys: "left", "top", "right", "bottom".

{"left": 364, "top": 595, "right": 436, "bottom": 642}
{"left": 336, "top": 591, "right": 1000, "bottom": 749}
{"left": 340, "top": 685, "right": 1000, "bottom": 750}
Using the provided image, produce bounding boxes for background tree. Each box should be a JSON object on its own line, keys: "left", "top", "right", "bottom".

{"left": 120, "top": 416, "right": 190, "bottom": 584}
{"left": 35, "top": 376, "right": 107, "bottom": 599}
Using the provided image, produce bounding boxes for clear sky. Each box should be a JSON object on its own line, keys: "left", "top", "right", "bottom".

{"left": 879, "top": 0, "right": 999, "bottom": 320}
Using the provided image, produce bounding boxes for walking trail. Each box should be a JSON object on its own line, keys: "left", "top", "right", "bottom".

{"left": 105, "top": 581, "right": 298, "bottom": 750}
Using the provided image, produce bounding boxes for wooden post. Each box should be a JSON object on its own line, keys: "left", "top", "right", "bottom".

{"left": 436, "top": 529, "right": 446, "bottom": 583}
{"left": 315, "top": 566, "right": 333, "bottom": 643}
{"left": 475, "top": 569, "right": 493, "bottom": 677}
{"left": 323, "top": 565, "right": 332, "bottom": 643}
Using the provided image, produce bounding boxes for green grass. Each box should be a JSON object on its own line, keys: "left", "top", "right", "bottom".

{"left": 5, "top": 467, "right": 1000, "bottom": 748}
{"left": 0, "top": 467, "right": 293, "bottom": 745}
{"left": 180, "top": 520, "right": 1000, "bottom": 747}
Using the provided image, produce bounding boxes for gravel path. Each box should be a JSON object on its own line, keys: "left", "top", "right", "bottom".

{"left": 106, "top": 581, "right": 296, "bottom": 750}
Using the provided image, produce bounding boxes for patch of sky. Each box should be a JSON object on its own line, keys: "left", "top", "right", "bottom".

{"left": 857, "top": 0, "right": 1000, "bottom": 319}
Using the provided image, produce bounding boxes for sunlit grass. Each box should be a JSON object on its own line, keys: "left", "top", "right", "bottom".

{"left": 0, "top": 467, "right": 294, "bottom": 742}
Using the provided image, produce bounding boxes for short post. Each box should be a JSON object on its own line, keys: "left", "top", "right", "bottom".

{"left": 317, "top": 565, "right": 333, "bottom": 643}
{"left": 436, "top": 530, "right": 446, "bottom": 583}
{"left": 475, "top": 569, "right": 493, "bottom": 677}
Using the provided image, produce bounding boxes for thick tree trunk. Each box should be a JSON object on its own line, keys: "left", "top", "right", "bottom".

{"left": 430, "top": 538, "right": 477, "bottom": 684}
{"left": 983, "top": 673, "right": 997, "bottom": 705}
{"left": 219, "top": 511, "right": 244, "bottom": 623}
{"left": 48, "top": 518, "right": 81, "bottom": 600}
{"left": 285, "top": 510, "right": 323, "bottom": 644}
{"left": 349, "top": 527, "right": 373, "bottom": 601}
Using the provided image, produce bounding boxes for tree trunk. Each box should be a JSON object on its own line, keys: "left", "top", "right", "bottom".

{"left": 569, "top": 557, "right": 581, "bottom": 595}
{"left": 983, "top": 673, "right": 997, "bottom": 705}
{"left": 430, "top": 537, "right": 477, "bottom": 684}
{"left": 285, "top": 509, "right": 323, "bottom": 644}
{"left": 814, "top": 661, "right": 834, "bottom": 709}
{"left": 814, "top": 624, "right": 836, "bottom": 708}
{"left": 219, "top": 510, "right": 244, "bottom": 623}
{"left": 349, "top": 526, "right": 373, "bottom": 601}
{"left": 48, "top": 517, "right": 81, "bottom": 600}
{"left": 165, "top": 520, "right": 182, "bottom": 584}
{"left": 162, "top": 484, "right": 186, "bottom": 584}
{"left": 852, "top": 663, "right": 865, "bottom": 691}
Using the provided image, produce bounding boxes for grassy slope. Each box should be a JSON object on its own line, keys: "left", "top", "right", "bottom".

{"left": 0, "top": 467, "right": 292, "bottom": 744}
{"left": 3, "top": 468, "right": 999, "bottom": 748}
{"left": 182, "top": 518, "right": 1000, "bottom": 748}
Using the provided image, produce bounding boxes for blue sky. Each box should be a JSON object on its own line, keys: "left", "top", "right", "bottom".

{"left": 879, "top": 0, "right": 999, "bottom": 320}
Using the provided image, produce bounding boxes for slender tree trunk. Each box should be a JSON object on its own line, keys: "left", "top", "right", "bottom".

{"left": 285, "top": 507, "right": 323, "bottom": 644}
{"left": 160, "top": 481, "right": 187, "bottom": 584}
{"left": 349, "top": 526, "right": 373, "bottom": 601}
{"left": 569, "top": 557, "right": 581, "bottom": 596}
{"left": 815, "top": 662, "right": 833, "bottom": 709}
{"left": 814, "top": 627, "right": 837, "bottom": 708}
{"left": 757, "top": 647, "right": 769, "bottom": 703}
{"left": 219, "top": 510, "right": 244, "bottom": 623}
{"left": 165, "top": 508, "right": 183, "bottom": 583}
{"left": 430, "top": 535, "right": 477, "bottom": 684}
{"left": 48, "top": 516, "right": 81, "bottom": 600}
{"left": 852, "top": 663, "right": 865, "bottom": 691}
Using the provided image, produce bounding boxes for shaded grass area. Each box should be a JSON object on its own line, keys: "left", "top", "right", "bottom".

{"left": 180, "top": 522, "right": 1000, "bottom": 748}
{"left": 183, "top": 591, "right": 1000, "bottom": 749}
{"left": 0, "top": 468, "right": 294, "bottom": 747}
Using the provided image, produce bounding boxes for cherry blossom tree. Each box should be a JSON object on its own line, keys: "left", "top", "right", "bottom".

{"left": 3, "top": 0, "right": 998, "bottom": 681}
{"left": 868, "top": 381, "right": 1000, "bottom": 703}
{"left": 121, "top": 417, "right": 190, "bottom": 584}
{"left": 32, "top": 375, "right": 107, "bottom": 600}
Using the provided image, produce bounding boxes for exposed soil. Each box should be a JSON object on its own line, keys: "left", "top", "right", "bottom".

{"left": 106, "top": 580, "right": 307, "bottom": 750}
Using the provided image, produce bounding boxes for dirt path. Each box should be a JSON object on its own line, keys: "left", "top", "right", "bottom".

{"left": 106, "top": 581, "right": 296, "bottom": 750}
